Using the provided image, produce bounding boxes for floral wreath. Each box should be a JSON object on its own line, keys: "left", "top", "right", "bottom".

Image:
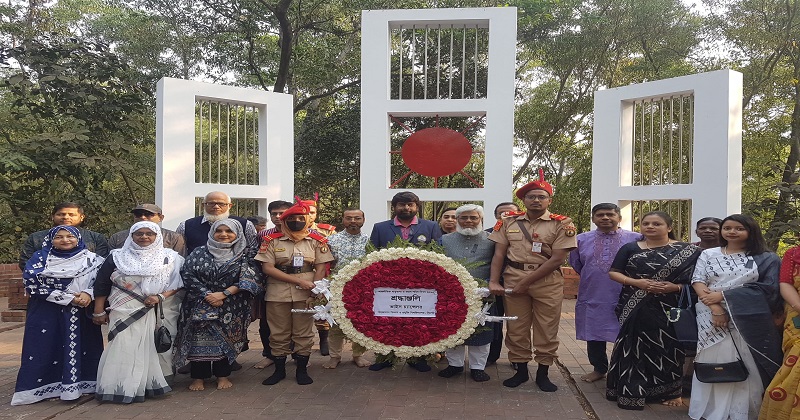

{"left": 330, "top": 247, "right": 483, "bottom": 358}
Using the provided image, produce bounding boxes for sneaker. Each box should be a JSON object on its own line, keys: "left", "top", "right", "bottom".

{"left": 437, "top": 365, "right": 464, "bottom": 378}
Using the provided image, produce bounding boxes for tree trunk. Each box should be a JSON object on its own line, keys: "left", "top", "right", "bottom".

{"left": 766, "top": 52, "right": 800, "bottom": 249}
{"left": 273, "top": 0, "right": 293, "bottom": 93}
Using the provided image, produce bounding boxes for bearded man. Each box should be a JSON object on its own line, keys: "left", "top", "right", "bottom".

{"left": 439, "top": 204, "right": 496, "bottom": 382}
{"left": 369, "top": 191, "right": 441, "bottom": 249}
{"left": 176, "top": 191, "right": 258, "bottom": 256}
{"left": 368, "top": 191, "right": 442, "bottom": 372}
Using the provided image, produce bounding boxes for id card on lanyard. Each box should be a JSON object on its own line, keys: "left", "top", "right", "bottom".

{"left": 516, "top": 219, "right": 549, "bottom": 258}
{"left": 292, "top": 252, "right": 304, "bottom": 268}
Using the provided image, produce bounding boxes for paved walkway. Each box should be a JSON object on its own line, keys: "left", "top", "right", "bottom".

{"left": 0, "top": 300, "right": 691, "bottom": 419}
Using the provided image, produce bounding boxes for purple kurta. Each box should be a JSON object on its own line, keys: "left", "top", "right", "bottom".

{"left": 569, "top": 228, "right": 640, "bottom": 342}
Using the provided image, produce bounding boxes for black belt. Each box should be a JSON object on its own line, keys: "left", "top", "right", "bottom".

{"left": 277, "top": 265, "right": 312, "bottom": 274}
{"left": 506, "top": 260, "right": 541, "bottom": 271}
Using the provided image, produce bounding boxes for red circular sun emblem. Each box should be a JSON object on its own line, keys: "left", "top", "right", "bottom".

{"left": 401, "top": 127, "right": 473, "bottom": 177}
{"left": 770, "top": 387, "right": 788, "bottom": 401}
{"left": 341, "top": 258, "right": 468, "bottom": 347}
{"left": 389, "top": 115, "right": 484, "bottom": 188}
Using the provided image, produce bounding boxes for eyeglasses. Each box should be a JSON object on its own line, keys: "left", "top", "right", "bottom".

{"left": 132, "top": 232, "right": 157, "bottom": 238}
{"left": 203, "top": 202, "right": 231, "bottom": 208}
{"left": 524, "top": 194, "right": 550, "bottom": 201}
{"left": 458, "top": 216, "right": 481, "bottom": 221}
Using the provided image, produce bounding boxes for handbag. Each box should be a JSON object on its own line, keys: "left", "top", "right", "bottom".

{"left": 667, "top": 284, "right": 698, "bottom": 344}
{"left": 694, "top": 328, "right": 749, "bottom": 383}
{"left": 154, "top": 299, "right": 172, "bottom": 353}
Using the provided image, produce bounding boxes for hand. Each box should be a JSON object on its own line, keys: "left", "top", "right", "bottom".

{"left": 296, "top": 280, "right": 315, "bottom": 290}
{"left": 92, "top": 313, "right": 108, "bottom": 325}
{"left": 511, "top": 283, "right": 529, "bottom": 295}
{"left": 644, "top": 281, "right": 677, "bottom": 295}
{"left": 72, "top": 292, "right": 91, "bottom": 307}
{"left": 699, "top": 291, "right": 723, "bottom": 305}
{"left": 711, "top": 311, "right": 729, "bottom": 328}
{"left": 631, "top": 278, "right": 652, "bottom": 291}
{"left": 488, "top": 281, "right": 505, "bottom": 296}
{"left": 144, "top": 295, "right": 160, "bottom": 307}
{"left": 205, "top": 292, "right": 226, "bottom": 306}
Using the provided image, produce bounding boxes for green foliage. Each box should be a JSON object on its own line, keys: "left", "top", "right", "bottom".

{"left": 366, "top": 234, "right": 446, "bottom": 255}
{"left": 1, "top": 0, "right": 798, "bottom": 261}
{"left": 0, "top": 36, "right": 155, "bottom": 261}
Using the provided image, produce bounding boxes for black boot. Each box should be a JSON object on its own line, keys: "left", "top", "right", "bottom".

{"left": 318, "top": 330, "right": 330, "bottom": 356}
{"left": 295, "top": 354, "right": 313, "bottom": 385}
{"left": 503, "top": 362, "right": 529, "bottom": 388}
{"left": 262, "top": 356, "right": 286, "bottom": 385}
{"left": 535, "top": 364, "right": 558, "bottom": 392}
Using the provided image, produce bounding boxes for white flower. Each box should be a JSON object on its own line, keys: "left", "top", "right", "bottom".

{"left": 330, "top": 247, "right": 483, "bottom": 358}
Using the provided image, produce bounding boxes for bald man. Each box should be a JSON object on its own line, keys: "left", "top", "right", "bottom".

{"left": 176, "top": 191, "right": 258, "bottom": 256}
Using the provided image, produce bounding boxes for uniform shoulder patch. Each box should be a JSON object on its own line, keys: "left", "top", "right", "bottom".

{"left": 492, "top": 219, "right": 503, "bottom": 232}
{"left": 308, "top": 231, "right": 329, "bottom": 252}
{"left": 308, "top": 231, "right": 328, "bottom": 244}
{"left": 549, "top": 213, "right": 574, "bottom": 225}
{"left": 258, "top": 232, "right": 284, "bottom": 253}
{"left": 316, "top": 223, "right": 336, "bottom": 233}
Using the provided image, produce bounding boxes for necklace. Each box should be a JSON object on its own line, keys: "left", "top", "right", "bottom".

{"left": 643, "top": 240, "right": 671, "bottom": 249}
{"left": 721, "top": 246, "right": 745, "bottom": 256}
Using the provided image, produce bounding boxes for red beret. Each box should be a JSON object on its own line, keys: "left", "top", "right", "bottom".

{"left": 295, "top": 193, "right": 319, "bottom": 208}
{"left": 516, "top": 180, "right": 553, "bottom": 200}
{"left": 279, "top": 202, "right": 310, "bottom": 221}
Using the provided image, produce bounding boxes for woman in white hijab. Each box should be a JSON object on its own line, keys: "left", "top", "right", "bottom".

{"left": 92, "top": 221, "right": 184, "bottom": 403}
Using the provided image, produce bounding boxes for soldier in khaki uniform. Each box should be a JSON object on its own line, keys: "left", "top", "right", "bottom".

{"left": 255, "top": 202, "right": 334, "bottom": 386}
{"left": 488, "top": 176, "right": 577, "bottom": 391}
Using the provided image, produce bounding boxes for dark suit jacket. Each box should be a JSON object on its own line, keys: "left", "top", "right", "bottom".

{"left": 370, "top": 218, "right": 442, "bottom": 249}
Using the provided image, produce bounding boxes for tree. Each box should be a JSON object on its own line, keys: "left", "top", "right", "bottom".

{"left": 702, "top": 0, "right": 800, "bottom": 248}
{"left": 0, "top": 36, "right": 155, "bottom": 260}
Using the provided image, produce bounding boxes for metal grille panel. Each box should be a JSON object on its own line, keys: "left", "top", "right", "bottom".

{"left": 390, "top": 24, "right": 489, "bottom": 100}
{"left": 195, "top": 101, "right": 260, "bottom": 185}
{"left": 632, "top": 95, "right": 694, "bottom": 186}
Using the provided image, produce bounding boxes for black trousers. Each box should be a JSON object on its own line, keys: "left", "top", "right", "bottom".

{"left": 487, "top": 295, "right": 505, "bottom": 364}
{"left": 257, "top": 296, "right": 274, "bottom": 359}
{"left": 191, "top": 359, "right": 232, "bottom": 379}
{"left": 586, "top": 340, "right": 608, "bottom": 374}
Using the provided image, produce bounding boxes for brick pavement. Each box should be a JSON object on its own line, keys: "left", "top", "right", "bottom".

{"left": 0, "top": 300, "right": 691, "bottom": 420}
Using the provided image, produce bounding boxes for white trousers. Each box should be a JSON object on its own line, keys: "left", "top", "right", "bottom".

{"left": 445, "top": 344, "right": 491, "bottom": 370}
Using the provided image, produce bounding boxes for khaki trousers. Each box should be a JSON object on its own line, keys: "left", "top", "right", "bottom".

{"left": 266, "top": 301, "right": 314, "bottom": 357}
{"left": 328, "top": 325, "right": 366, "bottom": 359}
{"left": 503, "top": 272, "right": 563, "bottom": 365}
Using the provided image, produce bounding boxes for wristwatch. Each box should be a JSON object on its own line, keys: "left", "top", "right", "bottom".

{"left": 222, "top": 289, "right": 232, "bottom": 297}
